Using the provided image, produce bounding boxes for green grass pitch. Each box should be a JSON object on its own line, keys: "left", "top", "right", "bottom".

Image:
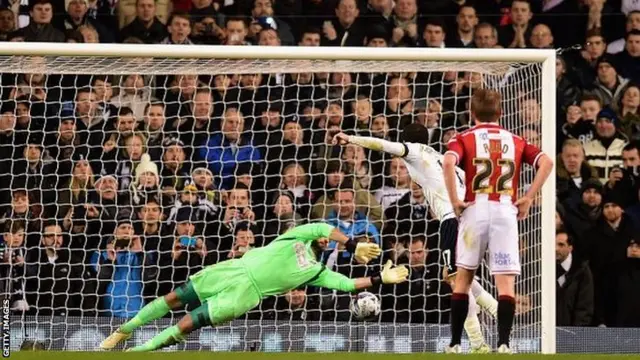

{"left": 7, "top": 352, "right": 640, "bottom": 360}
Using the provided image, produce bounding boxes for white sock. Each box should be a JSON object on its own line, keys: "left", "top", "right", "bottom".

{"left": 471, "top": 279, "right": 498, "bottom": 318}
{"left": 464, "top": 294, "right": 485, "bottom": 349}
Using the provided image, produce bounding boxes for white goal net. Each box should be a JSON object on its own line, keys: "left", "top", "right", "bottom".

{"left": 1, "top": 44, "right": 555, "bottom": 353}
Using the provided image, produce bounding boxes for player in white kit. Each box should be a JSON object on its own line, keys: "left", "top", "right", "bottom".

{"left": 333, "top": 124, "right": 498, "bottom": 353}
{"left": 442, "top": 89, "right": 553, "bottom": 353}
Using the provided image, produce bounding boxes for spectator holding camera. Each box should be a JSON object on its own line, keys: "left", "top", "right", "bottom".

{"left": 191, "top": 15, "right": 225, "bottom": 44}
{"left": 561, "top": 96, "right": 601, "bottom": 146}
{"left": 226, "top": 222, "right": 257, "bottom": 259}
{"left": 248, "top": 0, "right": 294, "bottom": 45}
{"left": 603, "top": 142, "right": 640, "bottom": 207}
{"left": 91, "top": 214, "right": 144, "bottom": 318}
{"left": 170, "top": 207, "right": 207, "bottom": 286}
{"left": 210, "top": 183, "right": 256, "bottom": 253}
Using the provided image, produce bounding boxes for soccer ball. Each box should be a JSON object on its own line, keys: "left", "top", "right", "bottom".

{"left": 350, "top": 291, "right": 381, "bottom": 320}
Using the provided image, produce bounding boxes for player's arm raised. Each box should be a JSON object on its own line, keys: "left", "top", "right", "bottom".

{"left": 309, "top": 261, "right": 409, "bottom": 291}
{"left": 332, "top": 132, "right": 407, "bottom": 157}
{"left": 328, "top": 226, "right": 382, "bottom": 264}
{"left": 515, "top": 151, "right": 553, "bottom": 220}
{"left": 281, "top": 223, "right": 381, "bottom": 263}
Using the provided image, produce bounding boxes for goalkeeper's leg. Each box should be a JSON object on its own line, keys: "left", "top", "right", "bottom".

{"left": 129, "top": 284, "right": 261, "bottom": 352}
{"left": 100, "top": 283, "right": 197, "bottom": 350}
{"left": 465, "top": 293, "right": 490, "bottom": 353}
{"left": 471, "top": 278, "right": 498, "bottom": 318}
{"left": 464, "top": 279, "right": 499, "bottom": 353}
{"left": 127, "top": 302, "right": 210, "bottom": 352}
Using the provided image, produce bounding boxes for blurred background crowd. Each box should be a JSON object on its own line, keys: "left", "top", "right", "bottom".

{"left": 0, "top": 0, "right": 639, "bottom": 329}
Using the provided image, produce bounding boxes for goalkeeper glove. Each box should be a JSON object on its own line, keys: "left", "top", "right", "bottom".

{"left": 372, "top": 260, "right": 409, "bottom": 285}
{"left": 345, "top": 240, "right": 381, "bottom": 264}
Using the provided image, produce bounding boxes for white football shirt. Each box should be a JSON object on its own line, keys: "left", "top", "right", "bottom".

{"left": 402, "top": 142, "right": 466, "bottom": 221}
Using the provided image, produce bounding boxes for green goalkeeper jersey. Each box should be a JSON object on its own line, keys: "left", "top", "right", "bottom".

{"left": 238, "top": 223, "right": 356, "bottom": 298}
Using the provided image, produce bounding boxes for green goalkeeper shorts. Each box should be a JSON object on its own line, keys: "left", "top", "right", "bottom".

{"left": 187, "top": 259, "right": 261, "bottom": 325}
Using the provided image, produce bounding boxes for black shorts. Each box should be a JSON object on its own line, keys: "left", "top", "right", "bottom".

{"left": 440, "top": 217, "right": 459, "bottom": 275}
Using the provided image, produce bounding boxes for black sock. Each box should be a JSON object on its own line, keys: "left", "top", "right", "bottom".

{"left": 449, "top": 292, "right": 469, "bottom": 347}
{"left": 497, "top": 295, "right": 516, "bottom": 347}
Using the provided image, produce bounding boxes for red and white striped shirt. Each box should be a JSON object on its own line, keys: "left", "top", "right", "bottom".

{"left": 445, "top": 123, "right": 542, "bottom": 204}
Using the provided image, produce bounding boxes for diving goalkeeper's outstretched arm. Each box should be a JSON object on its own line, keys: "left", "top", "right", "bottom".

{"left": 332, "top": 132, "right": 407, "bottom": 157}
{"left": 308, "top": 261, "right": 409, "bottom": 291}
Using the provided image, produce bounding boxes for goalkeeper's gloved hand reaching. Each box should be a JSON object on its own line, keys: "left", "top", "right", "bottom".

{"left": 345, "top": 240, "right": 382, "bottom": 264}
{"left": 380, "top": 260, "right": 409, "bottom": 284}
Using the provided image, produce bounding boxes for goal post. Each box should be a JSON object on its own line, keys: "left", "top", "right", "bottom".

{"left": 539, "top": 53, "right": 557, "bottom": 355}
{"left": 0, "top": 42, "right": 555, "bottom": 353}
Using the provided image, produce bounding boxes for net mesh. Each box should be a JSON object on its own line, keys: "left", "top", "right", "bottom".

{"left": 0, "top": 56, "right": 544, "bottom": 352}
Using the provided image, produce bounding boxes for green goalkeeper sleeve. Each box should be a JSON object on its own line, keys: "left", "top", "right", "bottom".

{"left": 307, "top": 268, "right": 357, "bottom": 293}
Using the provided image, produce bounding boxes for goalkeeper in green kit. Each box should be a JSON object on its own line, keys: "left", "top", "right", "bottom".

{"left": 100, "top": 223, "right": 408, "bottom": 352}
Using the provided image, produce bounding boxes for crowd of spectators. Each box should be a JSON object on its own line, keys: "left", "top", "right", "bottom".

{"left": 0, "top": 0, "right": 639, "bottom": 329}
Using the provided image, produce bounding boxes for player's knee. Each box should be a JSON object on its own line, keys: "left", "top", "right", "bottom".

{"left": 494, "top": 274, "right": 516, "bottom": 297}
{"left": 177, "top": 314, "right": 195, "bottom": 334}
{"left": 164, "top": 291, "right": 183, "bottom": 309}
{"left": 453, "top": 268, "right": 474, "bottom": 291}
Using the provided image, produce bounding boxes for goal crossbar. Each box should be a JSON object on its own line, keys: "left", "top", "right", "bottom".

{"left": 0, "top": 42, "right": 555, "bottom": 62}
{"left": 0, "top": 43, "right": 556, "bottom": 77}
